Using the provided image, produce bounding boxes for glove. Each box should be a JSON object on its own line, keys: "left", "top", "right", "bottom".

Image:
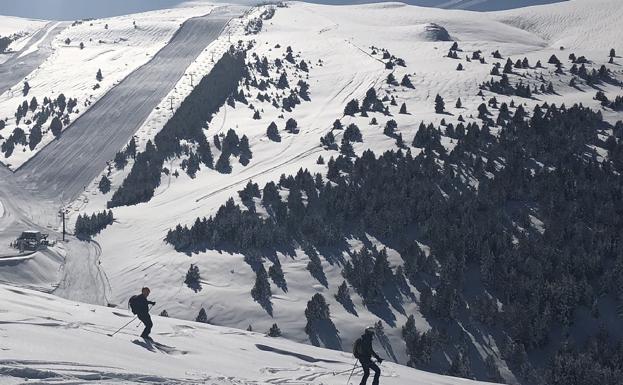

{"left": 149, "top": 301, "right": 156, "bottom": 306}
{"left": 377, "top": 358, "right": 383, "bottom": 364}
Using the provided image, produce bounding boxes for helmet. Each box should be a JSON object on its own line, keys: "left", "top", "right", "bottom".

{"left": 364, "top": 326, "right": 375, "bottom": 335}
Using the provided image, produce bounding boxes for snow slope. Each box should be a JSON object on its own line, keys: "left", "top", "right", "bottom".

{"left": 429, "top": 0, "right": 566, "bottom": 11}
{"left": 0, "top": 0, "right": 621, "bottom": 382}
{"left": 0, "top": 16, "right": 45, "bottom": 37}
{"left": 55, "top": 0, "right": 622, "bottom": 376}
{"left": 0, "top": 15, "right": 47, "bottom": 63}
{"left": 0, "top": 284, "right": 493, "bottom": 385}
{"left": 493, "top": 0, "right": 623, "bottom": 51}
{"left": 0, "top": 3, "right": 219, "bottom": 169}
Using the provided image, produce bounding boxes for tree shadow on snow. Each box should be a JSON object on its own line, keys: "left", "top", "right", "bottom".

{"left": 307, "top": 319, "right": 342, "bottom": 351}
{"left": 255, "top": 344, "right": 343, "bottom": 364}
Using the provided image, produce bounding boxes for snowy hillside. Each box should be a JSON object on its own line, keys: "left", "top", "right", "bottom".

{"left": 0, "top": 0, "right": 622, "bottom": 384}
{"left": 0, "top": 16, "right": 45, "bottom": 37}
{"left": 420, "top": 0, "right": 567, "bottom": 11}
{"left": 0, "top": 3, "right": 218, "bottom": 169}
{"left": 0, "top": 284, "right": 491, "bottom": 385}
{"left": 0, "top": 15, "right": 47, "bottom": 62}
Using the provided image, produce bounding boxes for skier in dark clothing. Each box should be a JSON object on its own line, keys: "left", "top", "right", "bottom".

{"left": 130, "top": 287, "right": 156, "bottom": 340}
{"left": 354, "top": 327, "right": 383, "bottom": 385}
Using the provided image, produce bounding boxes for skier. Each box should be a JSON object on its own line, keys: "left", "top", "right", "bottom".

{"left": 353, "top": 326, "right": 383, "bottom": 385}
{"left": 129, "top": 287, "right": 156, "bottom": 340}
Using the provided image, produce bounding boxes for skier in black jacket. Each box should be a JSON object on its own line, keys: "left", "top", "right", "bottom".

{"left": 355, "top": 327, "right": 383, "bottom": 385}
{"left": 131, "top": 287, "right": 156, "bottom": 340}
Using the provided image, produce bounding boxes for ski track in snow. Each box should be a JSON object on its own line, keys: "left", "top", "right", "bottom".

{"left": 1, "top": 283, "right": 467, "bottom": 385}
{"left": 0, "top": 5, "right": 247, "bottom": 306}
{"left": 0, "top": 1, "right": 621, "bottom": 383}
{"left": 73, "top": 0, "right": 623, "bottom": 371}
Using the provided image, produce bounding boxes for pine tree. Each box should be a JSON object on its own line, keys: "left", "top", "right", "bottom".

{"left": 344, "top": 99, "right": 359, "bottom": 116}
{"left": 503, "top": 58, "right": 513, "bottom": 74}
{"left": 320, "top": 131, "right": 336, "bottom": 148}
{"left": 277, "top": 72, "right": 289, "bottom": 89}
{"left": 386, "top": 73, "right": 397, "bottom": 85}
{"left": 159, "top": 310, "right": 169, "bottom": 317}
{"left": 267, "top": 323, "right": 282, "bottom": 337}
{"left": 522, "top": 57, "right": 530, "bottom": 68}
{"left": 196, "top": 308, "right": 208, "bottom": 323}
{"left": 98, "top": 175, "right": 111, "bottom": 194}
{"left": 340, "top": 137, "right": 354, "bottom": 157}
{"left": 455, "top": 98, "right": 462, "bottom": 109}
{"left": 304, "top": 293, "right": 331, "bottom": 335}
{"left": 113, "top": 151, "right": 127, "bottom": 170}
{"left": 401, "top": 74, "right": 414, "bottom": 88}
{"left": 478, "top": 103, "right": 490, "bottom": 119}
{"left": 50, "top": 116, "right": 63, "bottom": 137}
{"left": 548, "top": 54, "right": 560, "bottom": 65}
{"left": 253, "top": 110, "right": 261, "bottom": 120}
{"left": 384, "top": 119, "right": 397, "bottom": 137}
{"left": 267, "top": 122, "right": 280, "bottom": 142}
{"left": 126, "top": 137, "right": 137, "bottom": 159}
{"left": 96, "top": 69, "right": 103, "bottom": 82}
{"left": 610, "top": 48, "right": 616, "bottom": 58}
{"left": 251, "top": 265, "right": 272, "bottom": 304}
{"left": 434, "top": 94, "right": 445, "bottom": 114}
{"left": 184, "top": 264, "right": 202, "bottom": 292}
{"left": 215, "top": 151, "right": 232, "bottom": 174}
{"left": 298, "top": 60, "right": 308, "bottom": 72}
{"left": 399, "top": 102, "right": 408, "bottom": 114}
{"left": 239, "top": 135, "right": 252, "bottom": 166}
{"left": 29, "top": 125, "right": 42, "bottom": 150}
{"left": 456, "top": 63, "right": 464, "bottom": 71}
{"left": 282, "top": 118, "right": 296, "bottom": 134}
{"left": 22, "top": 81, "right": 30, "bottom": 96}
{"left": 29, "top": 97, "right": 38, "bottom": 111}
{"left": 197, "top": 139, "right": 213, "bottom": 168}
{"left": 344, "top": 123, "right": 362, "bottom": 142}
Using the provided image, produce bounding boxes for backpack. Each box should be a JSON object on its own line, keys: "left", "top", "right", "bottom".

{"left": 353, "top": 337, "right": 364, "bottom": 359}
{"left": 128, "top": 295, "right": 139, "bottom": 315}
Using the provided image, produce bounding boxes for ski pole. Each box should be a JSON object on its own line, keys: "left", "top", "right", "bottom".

{"left": 109, "top": 304, "right": 153, "bottom": 336}
{"left": 108, "top": 316, "right": 137, "bottom": 337}
{"left": 346, "top": 359, "right": 358, "bottom": 385}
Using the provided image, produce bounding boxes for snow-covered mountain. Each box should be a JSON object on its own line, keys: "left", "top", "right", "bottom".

{"left": 0, "top": 0, "right": 567, "bottom": 20}
{"left": 0, "top": 0, "right": 622, "bottom": 384}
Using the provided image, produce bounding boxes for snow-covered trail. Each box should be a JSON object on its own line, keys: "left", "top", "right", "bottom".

{"left": 0, "top": 5, "right": 246, "bottom": 306}
{"left": 0, "top": 21, "right": 67, "bottom": 96}
{"left": 52, "top": 240, "right": 112, "bottom": 306}
{"left": 0, "top": 284, "right": 493, "bottom": 385}
{"left": 15, "top": 6, "right": 248, "bottom": 205}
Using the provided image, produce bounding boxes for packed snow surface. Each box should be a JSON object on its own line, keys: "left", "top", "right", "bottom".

{"left": 0, "top": 0, "right": 620, "bottom": 383}
{"left": 0, "top": 3, "right": 219, "bottom": 169}
{"left": 0, "top": 284, "right": 493, "bottom": 385}
{"left": 62, "top": 0, "right": 623, "bottom": 365}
